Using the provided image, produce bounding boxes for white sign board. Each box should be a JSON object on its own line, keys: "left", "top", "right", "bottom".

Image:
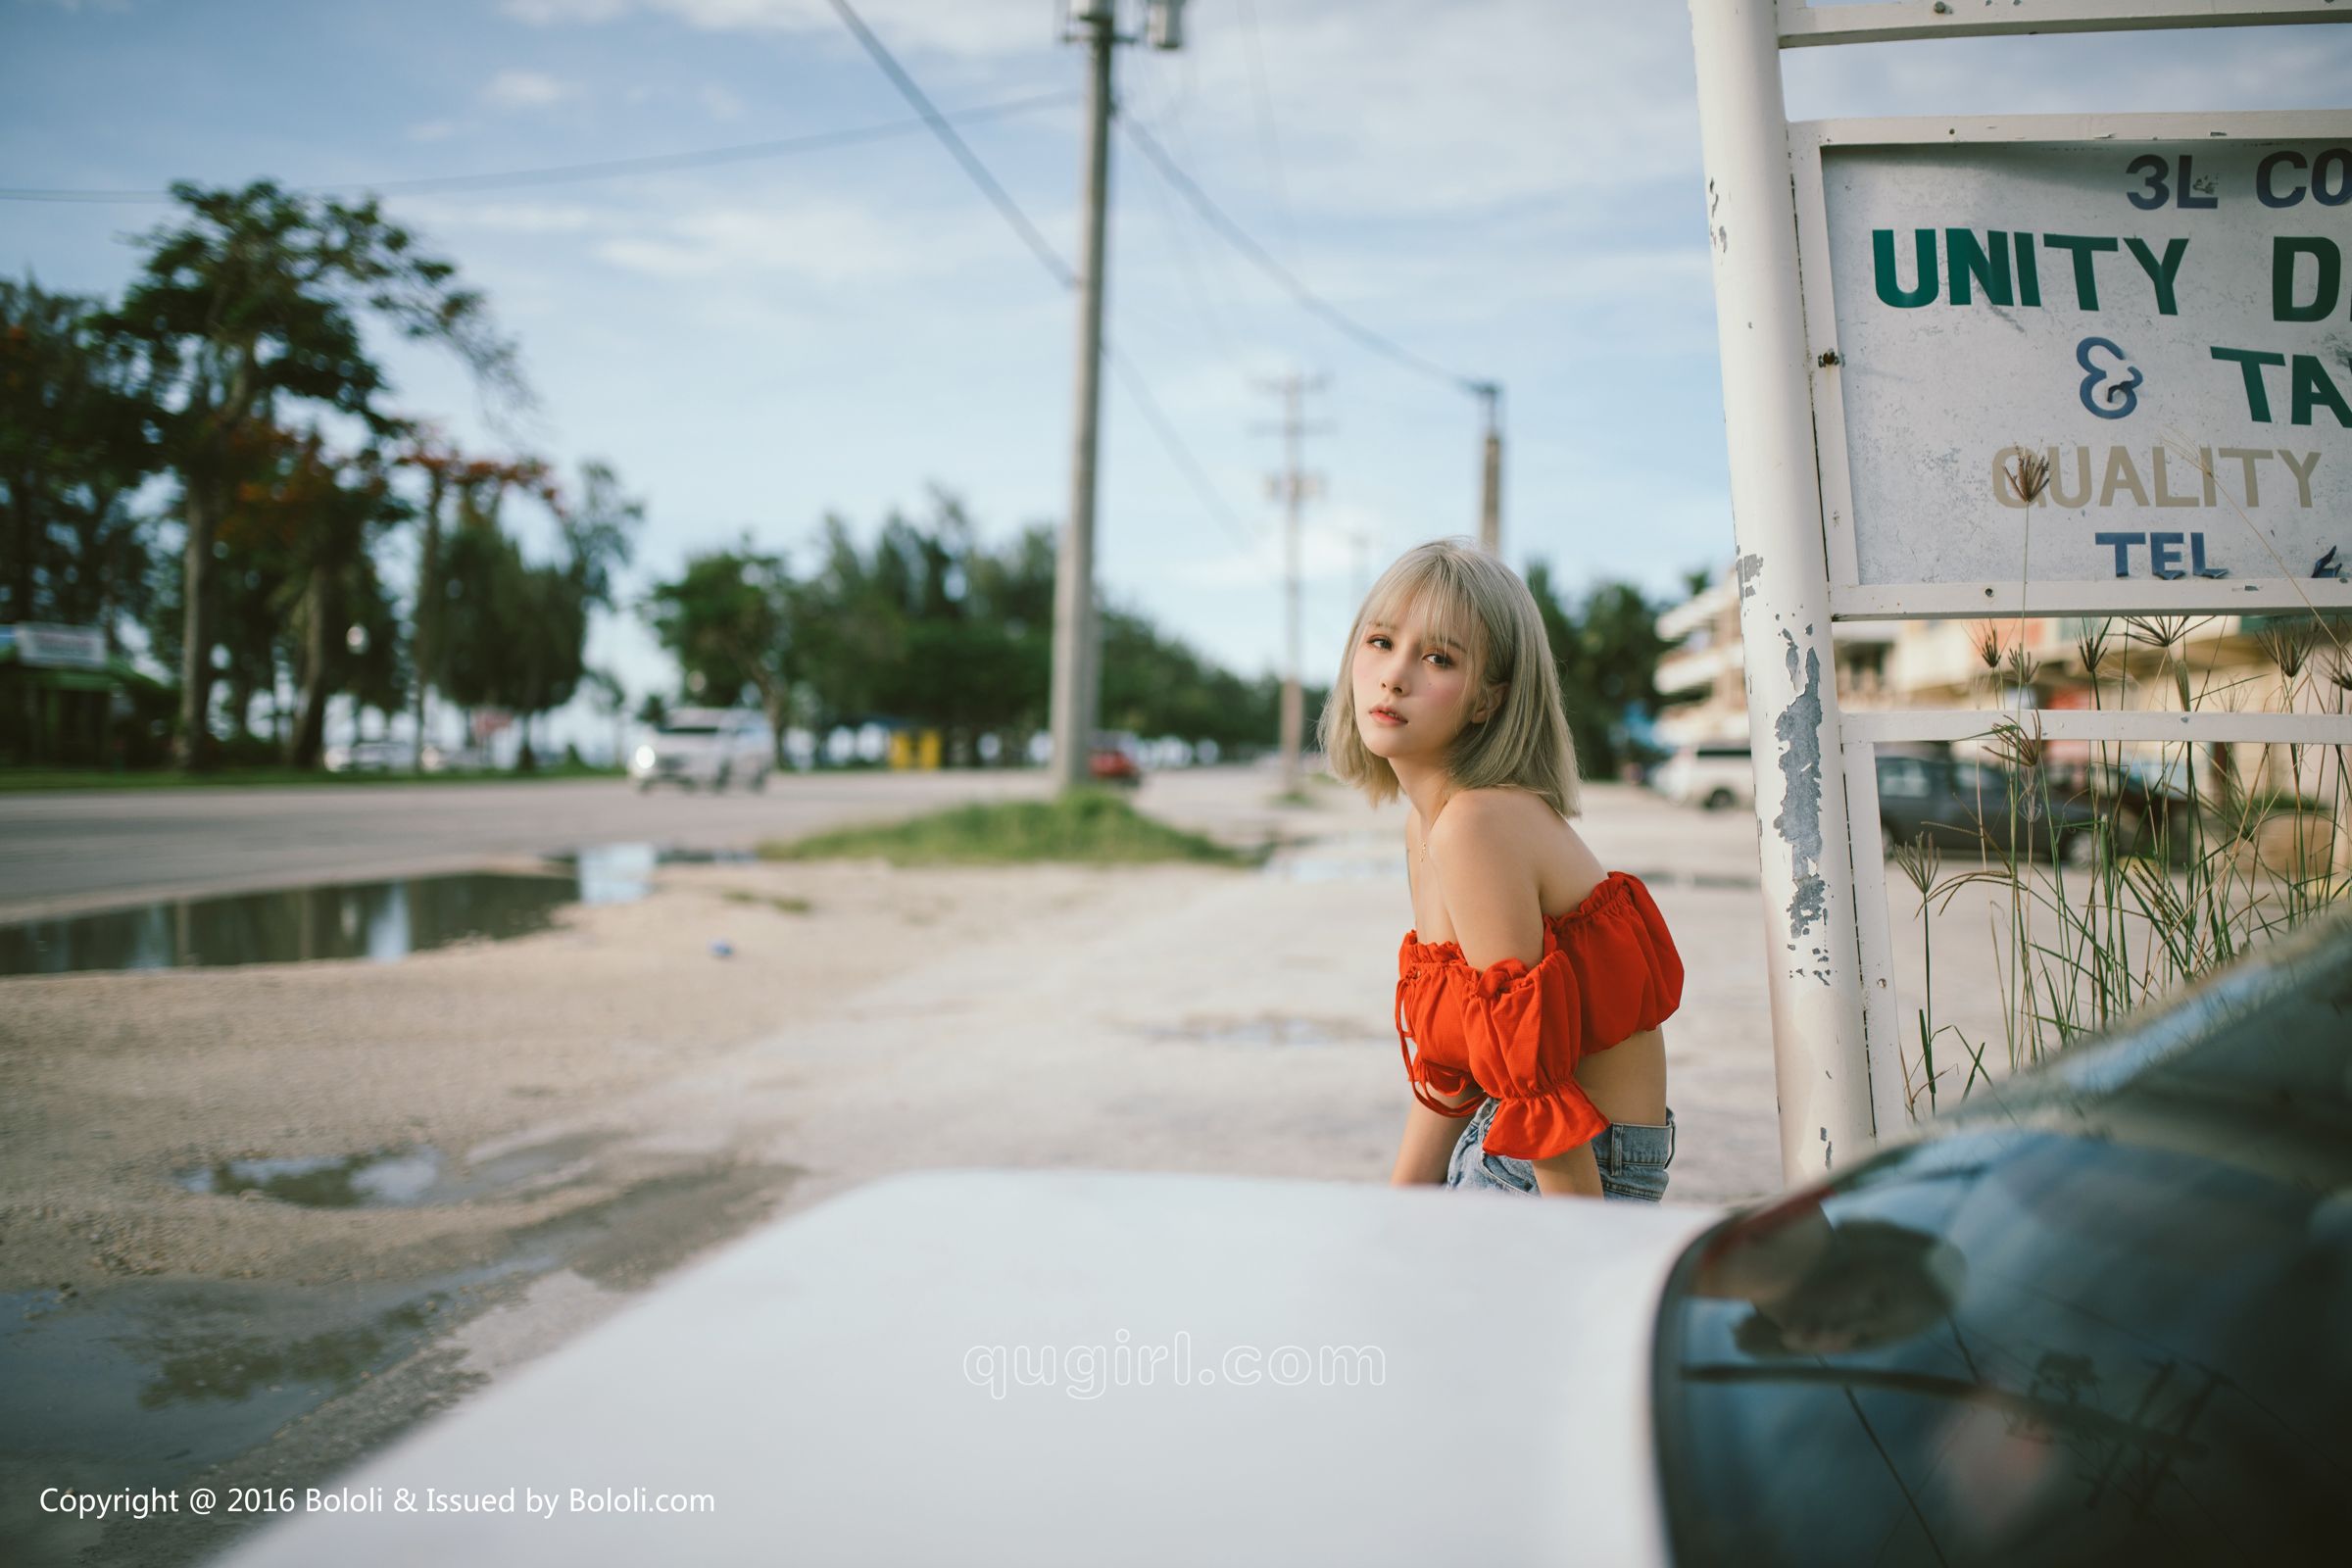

{"left": 1794, "top": 113, "right": 2352, "bottom": 617}
{"left": 6, "top": 622, "right": 108, "bottom": 670}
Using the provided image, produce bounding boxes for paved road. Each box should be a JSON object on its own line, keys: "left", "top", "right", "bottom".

{"left": 0, "top": 769, "right": 1065, "bottom": 920}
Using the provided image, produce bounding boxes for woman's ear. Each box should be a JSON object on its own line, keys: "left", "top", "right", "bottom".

{"left": 1474, "top": 683, "right": 1508, "bottom": 724}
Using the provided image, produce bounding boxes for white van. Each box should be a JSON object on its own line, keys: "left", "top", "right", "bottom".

{"left": 1653, "top": 743, "right": 1753, "bottom": 811}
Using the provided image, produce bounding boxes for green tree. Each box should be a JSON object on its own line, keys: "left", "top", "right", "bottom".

{"left": 217, "top": 425, "right": 409, "bottom": 767}
{"left": 697, "top": 495, "right": 1283, "bottom": 766}
{"left": 0, "top": 278, "right": 164, "bottom": 643}
{"left": 395, "top": 443, "right": 556, "bottom": 768}
{"left": 430, "top": 460, "right": 632, "bottom": 771}
{"left": 1523, "top": 561, "right": 1670, "bottom": 779}
{"left": 1099, "top": 606, "right": 1287, "bottom": 753}
{"left": 644, "top": 542, "right": 799, "bottom": 763}
{"left": 105, "top": 180, "right": 523, "bottom": 768}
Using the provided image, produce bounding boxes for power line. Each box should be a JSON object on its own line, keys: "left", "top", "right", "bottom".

{"left": 0, "top": 93, "right": 1077, "bottom": 204}
{"left": 1235, "top": 0, "right": 1301, "bottom": 265}
{"left": 820, "top": 0, "right": 1254, "bottom": 564}
{"left": 1104, "top": 343, "right": 1261, "bottom": 557}
{"left": 820, "top": 0, "right": 1073, "bottom": 288}
{"left": 1119, "top": 117, "right": 1482, "bottom": 397}
{"left": 1120, "top": 77, "right": 1242, "bottom": 360}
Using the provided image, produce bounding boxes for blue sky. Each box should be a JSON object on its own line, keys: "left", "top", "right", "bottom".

{"left": 5, "top": 0, "right": 2348, "bottom": 743}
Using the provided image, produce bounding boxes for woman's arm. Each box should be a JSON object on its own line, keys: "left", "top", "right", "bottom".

{"left": 1391, "top": 1088, "right": 1485, "bottom": 1185}
{"left": 1434, "top": 794, "right": 1605, "bottom": 1199}
{"left": 1529, "top": 1144, "right": 1605, "bottom": 1198}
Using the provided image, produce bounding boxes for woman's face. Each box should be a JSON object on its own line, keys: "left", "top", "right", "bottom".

{"left": 1352, "top": 597, "right": 1489, "bottom": 766}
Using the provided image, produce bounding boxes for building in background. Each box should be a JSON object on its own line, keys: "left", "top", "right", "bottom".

{"left": 1651, "top": 569, "right": 2346, "bottom": 815}
{"left": 1653, "top": 575, "right": 1894, "bottom": 751}
{"left": 0, "top": 622, "right": 173, "bottom": 768}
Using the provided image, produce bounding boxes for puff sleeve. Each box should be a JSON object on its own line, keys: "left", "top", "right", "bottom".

{"left": 1454, "top": 873, "right": 1684, "bottom": 1161}
{"left": 1396, "top": 943, "right": 1487, "bottom": 1117}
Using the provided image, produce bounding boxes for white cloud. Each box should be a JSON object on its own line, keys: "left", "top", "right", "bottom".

{"left": 501, "top": 0, "right": 1042, "bottom": 58}
{"left": 1118, "top": 1, "right": 1699, "bottom": 220}
{"left": 395, "top": 198, "right": 616, "bottom": 236}
{"left": 406, "top": 119, "right": 461, "bottom": 143}
{"left": 593, "top": 200, "right": 965, "bottom": 286}
{"left": 699, "top": 82, "right": 746, "bottom": 120}
{"left": 482, "top": 68, "right": 579, "bottom": 111}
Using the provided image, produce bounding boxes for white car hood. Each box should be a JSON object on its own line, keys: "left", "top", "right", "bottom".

{"left": 220, "top": 1169, "right": 1723, "bottom": 1568}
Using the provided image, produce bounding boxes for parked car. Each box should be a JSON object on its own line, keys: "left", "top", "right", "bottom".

{"left": 1089, "top": 730, "right": 1143, "bottom": 788}
{"left": 1876, "top": 751, "right": 2104, "bottom": 863}
{"left": 417, "top": 743, "right": 491, "bottom": 774}
{"left": 2041, "top": 755, "right": 2196, "bottom": 856}
{"left": 322, "top": 739, "right": 411, "bottom": 773}
{"left": 220, "top": 909, "right": 2351, "bottom": 1567}
{"left": 627, "top": 709, "right": 771, "bottom": 793}
{"left": 1654, "top": 742, "right": 1754, "bottom": 810}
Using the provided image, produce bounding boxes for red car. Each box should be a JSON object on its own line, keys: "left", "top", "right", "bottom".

{"left": 1088, "top": 733, "right": 1143, "bottom": 787}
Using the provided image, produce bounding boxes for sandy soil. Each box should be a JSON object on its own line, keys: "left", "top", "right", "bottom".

{"left": 2, "top": 857, "right": 1117, "bottom": 1294}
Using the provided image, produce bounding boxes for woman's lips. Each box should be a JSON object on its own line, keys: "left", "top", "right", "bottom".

{"left": 1369, "top": 708, "right": 1405, "bottom": 725}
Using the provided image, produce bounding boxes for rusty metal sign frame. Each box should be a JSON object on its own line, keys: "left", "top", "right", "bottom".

{"left": 1790, "top": 111, "right": 2352, "bottom": 621}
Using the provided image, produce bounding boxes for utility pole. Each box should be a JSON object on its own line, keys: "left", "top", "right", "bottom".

{"left": 1050, "top": 0, "right": 1187, "bottom": 793}
{"left": 1257, "top": 371, "right": 1327, "bottom": 793}
{"left": 1473, "top": 381, "right": 1502, "bottom": 554}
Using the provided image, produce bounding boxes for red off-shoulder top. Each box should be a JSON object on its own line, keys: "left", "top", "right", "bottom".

{"left": 1395, "top": 870, "right": 1684, "bottom": 1161}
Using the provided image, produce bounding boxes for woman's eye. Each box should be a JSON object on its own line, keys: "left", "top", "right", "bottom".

{"left": 1426, "top": 653, "right": 1450, "bottom": 667}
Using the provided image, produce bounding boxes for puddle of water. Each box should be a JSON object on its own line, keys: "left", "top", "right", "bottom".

{"left": 0, "top": 1149, "right": 795, "bottom": 1563}
{"left": 1139, "top": 1015, "right": 1374, "bottom": 1047}
{"left": 0, "top": 1264, "right": 535, "bottom": 1564}
{"left": 0, "top": 842, "right": 750, "bottom": 976}
{"left": 539, "top": 842, "right": 753, "bottom": 905}
{"left": 174, "top": 1132, "right": 620, "bottom": 1209}
{"left": 180, "top": 1147, "right": 445, "bottom": 1207}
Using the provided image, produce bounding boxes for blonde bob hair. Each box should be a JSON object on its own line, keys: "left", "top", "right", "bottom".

{"left": 1316, "top": 537, "right": 1582, "bottom": 818}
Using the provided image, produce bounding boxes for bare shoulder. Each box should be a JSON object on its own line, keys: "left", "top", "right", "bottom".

{"left": 1551, "top": 814, "right": 1608, "bottom": 902}
{"left": 1553, "top": 812, "right": 1606, "bottom": 878}
{"left": 1434, "top": 788, "right": 1606, "bottom": 911}
{"left": 1428, "top": 785, "right": 1554, "bottom": 849}
{"left": 1426, "top": 789, "right": 1547, "bottom": 889}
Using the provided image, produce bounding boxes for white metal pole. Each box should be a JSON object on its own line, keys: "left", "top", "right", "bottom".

{"left": 1688, "top": 0, "right": 1876, "bottom": 1185}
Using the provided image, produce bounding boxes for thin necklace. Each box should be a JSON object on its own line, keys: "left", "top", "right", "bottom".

{"left": 1418, "top": 787, "right": 1451, "bottom": 864}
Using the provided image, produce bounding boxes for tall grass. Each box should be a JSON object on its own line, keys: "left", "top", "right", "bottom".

{"left": 1891, "top": 612, "right": 2351, "bottom": 1119}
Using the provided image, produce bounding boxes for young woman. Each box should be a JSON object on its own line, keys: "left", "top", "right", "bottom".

{"left": 1318, "top": 538, "right": 1684, "bottom": 1200}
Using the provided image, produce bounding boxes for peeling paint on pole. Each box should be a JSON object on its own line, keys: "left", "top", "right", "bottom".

{"left": 1735, "top": 552, "right": 1764, "bottom": 600}
{"left": 1772, "top": 631, "right": 1828, "bottom": 934}
{"left": 1690, "top": 0, "right": 1877, "bottom": 1189}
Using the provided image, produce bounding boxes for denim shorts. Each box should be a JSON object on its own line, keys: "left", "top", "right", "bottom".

{"left": 1446, "top": 1098, "right": 1675, "bottom": 1201}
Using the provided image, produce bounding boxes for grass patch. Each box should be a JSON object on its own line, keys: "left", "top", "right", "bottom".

{"left": 760, "top": 788, "right": 1260, "bottom": 868}
{"left": 0, "top": 762, "right": 624, "bottom": 792}
{"left": 722, "top": 889, "right": 814, "bottom": 914}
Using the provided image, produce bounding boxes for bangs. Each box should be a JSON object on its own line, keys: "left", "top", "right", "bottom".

{"left": 1357, "top": 555, "right": 1487, "bottom": 673}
